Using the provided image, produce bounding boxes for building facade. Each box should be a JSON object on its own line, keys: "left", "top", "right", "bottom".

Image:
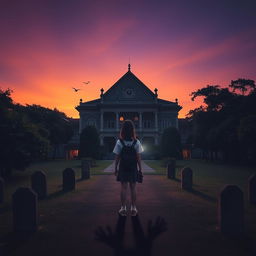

{"left": 76, "top": 65, "right": 182, "bottom": 153}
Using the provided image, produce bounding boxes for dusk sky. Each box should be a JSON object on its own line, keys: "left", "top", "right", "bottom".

{"left": 0, "top": 0, "right": 255, "bottom": 118}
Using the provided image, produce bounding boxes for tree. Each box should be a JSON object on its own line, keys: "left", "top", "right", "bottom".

{"left": 190, "top": 85, "right": 234, "bottom": 111}
{"left": 79, "top": 126, "right": 100, "bottom": 159}
{"left": 0, "top": 88, "right": 13, "bottom": 108}
{"left": 229, "top": 78, "right": 256, "bottom": 95}
{"left": 160, "top": 127, "right": 181, "bottom": 158}
{"left": 188, "top": 78, "right": 256, "bottom": 163}
{"left": 238, "top": 115, "right": 256, "bottom": 162}
{"left": 0, "top": 90, "right": 50, "bottom": 177}
{"left": 17, "top": 104, "right": 74, "bottom": 159}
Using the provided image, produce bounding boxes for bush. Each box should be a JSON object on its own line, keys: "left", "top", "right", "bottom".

{"left": 79, "top": 126, "right": 100, "bottom": 159}
{"left": 161, "top": 127, "right": 181, "bottom": 158}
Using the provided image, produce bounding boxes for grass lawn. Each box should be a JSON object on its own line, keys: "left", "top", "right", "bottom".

{"left": 0, "top": 159, "right": 112, "bottom": 207}
{"left": 145, "top": 159, "right": 256, "bottom": 205}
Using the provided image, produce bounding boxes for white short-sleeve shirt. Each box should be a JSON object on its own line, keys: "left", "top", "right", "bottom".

{"left": 113, "top": 139, "right": 144, "bottom": 155}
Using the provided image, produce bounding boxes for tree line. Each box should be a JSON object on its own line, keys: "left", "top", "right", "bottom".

{"left": 1, "top": 77, "right": 255, "bottom": 178}
{"left": 0, "top": 89, "right": 73, "bottom": 178}
{"left": 187, "top": 78, "right": 256, "bottom": 163}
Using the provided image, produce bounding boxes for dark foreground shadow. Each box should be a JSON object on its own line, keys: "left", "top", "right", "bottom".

{"left": 95, "top": 215, "right": 167, "bottom": 256}
{"left": 0, "top": 204, "right": 11, "bottom": 214}
{"left": 189, "top": 189, "right": 217, "bottom": 202}
{"left": 46, "top": 190, "right": 67, "bottom": 200}
{"left": 0, "top": 232, "right": 33, "bottom": 256}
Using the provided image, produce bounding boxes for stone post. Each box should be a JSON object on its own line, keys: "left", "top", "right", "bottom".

{"left": 218, "top": 185, "right": 244, "bottom": 235}
{"left": 81, "top": 160, "right": 90, "bottom": 180}
{"left": 31, "top": 171, "right": 47, "bottom": 200}
{"left": 0, "top": 177, "right": 4, "bottom": 203}
{"left": 63, "top": 168, "right": 76, "bottom": 192}
{"left": 12, "top": 187, "right": 38, "bottom": 233}
{"left": 248, "top": 174, "right": 256, "bottom": 204}
{"left": 181, "top": 167, "right": 193, "bottom": 190}
{"left": 167, "top": 161, "right": 175, "bottom": 179}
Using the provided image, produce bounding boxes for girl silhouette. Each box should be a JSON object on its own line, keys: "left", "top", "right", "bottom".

{"left": 113, "top": 120, "right": 144, "bottom": 216}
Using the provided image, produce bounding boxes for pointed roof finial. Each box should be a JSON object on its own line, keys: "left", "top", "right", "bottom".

{"left": 128, "top": 63, "right": 131, "bottom": 71}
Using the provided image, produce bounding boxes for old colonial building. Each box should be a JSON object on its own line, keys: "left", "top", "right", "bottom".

{"left": 76, "top": 65, "right": 182, "bottom": 153}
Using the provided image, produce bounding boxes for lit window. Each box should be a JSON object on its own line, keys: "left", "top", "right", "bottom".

{"left": 120, "top": 116, "right": 124, "bottom": 121}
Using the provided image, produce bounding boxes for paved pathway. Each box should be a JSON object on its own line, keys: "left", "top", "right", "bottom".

{"left": 103, "top": 160, "right": 155, "bottom": 173}
{"left": 3, "top": 170, "right": 255, "bottom": 256}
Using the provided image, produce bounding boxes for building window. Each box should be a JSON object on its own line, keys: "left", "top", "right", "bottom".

{"left": 162, "top": 120, "right": 172, "bottom": 129}
{"left": 87, "top": 119, "right": 96, "bottom": 126}
{"left": 107, "top": 120, "right": 115, "bottom": 128}
{"left": 143, "top": 120, "right": 151, "bottom": 128}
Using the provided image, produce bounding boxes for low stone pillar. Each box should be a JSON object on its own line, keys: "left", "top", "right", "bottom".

{"left": 218, "top": 185, "right": 244, "bottom": 235}
{"left": 248, "top": 174, "right": 256, "bottom": 204}
{"left": 0, "top": 177, "right": 4, "bottom": 203}
{"left": 63, "top": 168, "right": 76, "bottom": 192}
{"left": 31, "top": 171, "right": 47, "bottom": 199}
{"left": 181, "top": 167, "right": 193, "bottom": 190}
{"left": 12, "top": 187, "right": 38, "bottom": 233}
{"left": 81, "top": 160, "right": 90, "bottom": 180}
{"left": 167, "top": 162, "right": 175, "bottom": 179}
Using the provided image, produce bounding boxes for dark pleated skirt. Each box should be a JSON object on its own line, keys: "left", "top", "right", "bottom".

{"left": 117, "top": 167, "right": 137, "bottom": 183}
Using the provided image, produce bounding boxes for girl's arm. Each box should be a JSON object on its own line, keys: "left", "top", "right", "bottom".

{"left": 114, "top": 154, "right": 120, "bottom": 176}
{"left": 136, "top": 153, "right": 142, "bottom": 172}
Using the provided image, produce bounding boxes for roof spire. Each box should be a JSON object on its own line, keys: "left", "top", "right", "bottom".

{"left": 128, "top": 63, "right": 131, "bottom": 71}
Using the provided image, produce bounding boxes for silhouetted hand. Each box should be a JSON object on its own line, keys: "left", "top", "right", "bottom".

{"left": 95, "top": 226, "right": 117, "bottom": 249}
{"left": 147, "top": 216, "right": 167, "bottom": 241}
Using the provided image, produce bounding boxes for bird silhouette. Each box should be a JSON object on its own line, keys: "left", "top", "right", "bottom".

{"left": 82, "top": 81, "right": 90, "bottom": 85}
{"left": 72, "top": 87, "right": 81, "bottom": 92}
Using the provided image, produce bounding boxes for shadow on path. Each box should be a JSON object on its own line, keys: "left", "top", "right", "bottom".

{"left": 46, "top": 190, "right": 67, "bottom": 200}
{"left": 189, "top": 189, "right": 216, "bottom": 203}
{"left": 95, "top": 215, "right": 167, "bottom": 256}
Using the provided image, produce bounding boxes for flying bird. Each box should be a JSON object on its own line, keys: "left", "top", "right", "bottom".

{"left": 82, "top": 81, "right": 90, "bottom": 85}
{"left": 72, "top": 87, "right": 81, "bottom": 92}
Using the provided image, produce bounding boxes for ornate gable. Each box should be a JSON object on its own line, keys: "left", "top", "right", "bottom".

{"left": 103, "top": 66, "right": 155, "bottom": 103}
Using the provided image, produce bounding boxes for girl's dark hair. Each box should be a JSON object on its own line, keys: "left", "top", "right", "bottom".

{"left": 120, "top": 120, "right": 136, "bottom": 140}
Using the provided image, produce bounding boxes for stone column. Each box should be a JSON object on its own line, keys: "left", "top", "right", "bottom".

{"left": 100, "top": 111, "right": 103, "bottom": 131}
{"left": 155, "top": 111, "right": 158, "bottom": 131}
{"left": 116, "top": 112, "right": 119, "bottom": 131}
{"left": 79, "top": 113, "right": 82, "bottom": 134}
{"left": 139, "top": 112, "right": 142, "bottom": 131}
{"left": 154, "top": 136, "right": 158, "bottom": 145}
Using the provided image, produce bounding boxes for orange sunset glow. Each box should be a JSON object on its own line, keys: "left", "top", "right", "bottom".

{"left": 1, "top": 0, "right": 255, "bottom": 118}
